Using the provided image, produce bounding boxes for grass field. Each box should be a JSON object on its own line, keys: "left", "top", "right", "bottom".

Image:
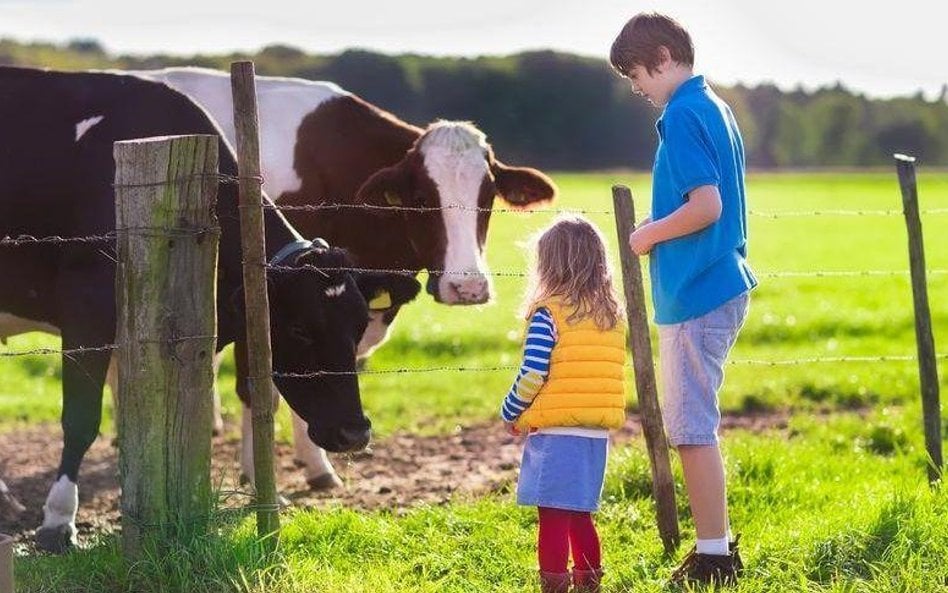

{"left": 4, "top": 170, "right": 948, "bottom": 592}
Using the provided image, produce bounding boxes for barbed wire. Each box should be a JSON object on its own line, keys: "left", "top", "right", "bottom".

{"left": 757, "top": 270, "right": 948, "bottom": 278}
{"left": 748, "top": 208, "right": 948, "bottom": 218}
{"left": 1, "top": 233, "right": 116, "bottom": 246}
{"left": 266, "top": 203, "right": 615, "bottom": 215}
{"left": 0, "top": 226, "right": 220, "bottom": 247}
{"left": 111, "top": 172, "right": 263, "bottom": 189}
{"left": 0, "top": 334, "right": 216, "bottom": 359}
{"left": 270, "top": 353, "right": 948, "bottom": 379}
{"left": 6, "top": 337, "right": 941, "bottom": 372}
{"left": 266, "top": 264, "right": 948, "bottom": 279}
{"left": 265, "top": 202, "right": 948, "bottom": 218}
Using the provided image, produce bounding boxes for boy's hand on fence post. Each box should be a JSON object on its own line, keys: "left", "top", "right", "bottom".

{"left": 629, "top": 218, "right": 655, "bottom": 255}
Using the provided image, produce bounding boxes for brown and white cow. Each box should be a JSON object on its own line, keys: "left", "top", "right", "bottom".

{"left": 129, "top": 67, "right": 557, "bottom": 489}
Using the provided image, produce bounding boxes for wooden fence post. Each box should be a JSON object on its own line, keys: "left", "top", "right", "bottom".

{"left": 114, "top": 135, "right": 219, "bottom": 556}
{"left": 0, "top": 532, "right": 12, "bottom": 593}
{"left": 612, "top": 185, "right": 681, "bottom": 552}
{"left": 895, "top": 153, "right": 942, "bottom": 484}
{"left": 230, "top": 61, "right": 281, "bottom": 545}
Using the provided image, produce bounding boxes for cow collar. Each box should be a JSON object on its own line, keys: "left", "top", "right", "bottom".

{"left": 269, "top": 238, "right": 330, "bottom": 266}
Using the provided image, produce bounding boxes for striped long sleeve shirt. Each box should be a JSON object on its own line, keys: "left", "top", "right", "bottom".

{"left": 500, "top": 307, "right": 557, "bottom": 423}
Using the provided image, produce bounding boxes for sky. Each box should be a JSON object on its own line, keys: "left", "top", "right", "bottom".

{"left": 1, "top": 0, "right": 944, "bottom": 100}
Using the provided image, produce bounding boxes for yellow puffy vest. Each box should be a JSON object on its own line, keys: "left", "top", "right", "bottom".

{"left": 516, "top": 299, "right": 628, "bottom": 431}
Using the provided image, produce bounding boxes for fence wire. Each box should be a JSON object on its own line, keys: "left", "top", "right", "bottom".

{"left": 270, "top": 354, "right": 948, "bottom": 379}
{"left": 265, "top": 264, "right": 948, "bottom": 279}
{"left": 264, "top": 201, "right": 948, "bottom": 219}
{"left": 4, "top": 338, "right": 945, "bottom": 376}
{"left": 2, "top": 178, "right": 946, "bottom": 376}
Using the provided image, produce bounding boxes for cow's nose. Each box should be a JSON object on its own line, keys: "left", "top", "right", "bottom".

{"left": 447, "top": 275, "right": 490, "bottom": 304}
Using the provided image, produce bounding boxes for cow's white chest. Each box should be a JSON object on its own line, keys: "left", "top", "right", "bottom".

{"left": 357, "top": 311, "right": 391, "bottom": 358}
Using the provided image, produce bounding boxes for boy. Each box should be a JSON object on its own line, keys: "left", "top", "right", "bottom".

{"left": 610, "top": 12, "right": 757, "bottom": 586}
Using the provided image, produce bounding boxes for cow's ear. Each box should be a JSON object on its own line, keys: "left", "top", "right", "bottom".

{"left": 491, "top": 160, "right": 557, "bottom": 208}
{"left": 354, "top": 272, "right": 421, "bottom": 311}
{"left": 355, "top": 159, "right": 413, "bottom": 215}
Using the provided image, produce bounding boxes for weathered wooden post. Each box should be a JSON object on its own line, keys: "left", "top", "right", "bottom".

{"left": 895, "top": 154, "right": 942, "bottom": 484}
{"left": 612, "top": 185, "right": 681, "bottom": 552}
{"left": 0, "top": 532, "right": 12, "bottom": 593}
{"left": 230, "top": 61, "right": 280, "bottom": 545}
{"left": 114, "top": 135, "right": 219, "bottom": 556}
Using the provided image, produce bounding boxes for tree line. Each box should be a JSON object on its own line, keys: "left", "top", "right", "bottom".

{"left": 3, "top": 38, "right": 946, "bottom": 170}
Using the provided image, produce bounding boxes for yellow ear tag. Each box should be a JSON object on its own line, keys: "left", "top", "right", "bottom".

{"left": 368, "top": 290, "right": 392, "bottom": 310}
{"left": 383, "top": 191, "right": 402, "bottom": 206}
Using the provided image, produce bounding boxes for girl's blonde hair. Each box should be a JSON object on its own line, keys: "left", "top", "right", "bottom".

{"left": 522, "top": 215, "right": 624, "bottom": 330}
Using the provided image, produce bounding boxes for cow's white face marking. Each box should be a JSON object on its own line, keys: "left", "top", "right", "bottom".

{"left": 324, "top": 284, "right": 346, "bottom": 298}
{"left": 41, "top": 475, "right": 78, "bottom": 531}
{"left": 127, "top": 67, "right": 346, "bottom": 200}
{"left": 75, "top": 115, "right": 104, "bottom": 142}
{"left": 419, "top": 122, "right": 492, "bottom": 305}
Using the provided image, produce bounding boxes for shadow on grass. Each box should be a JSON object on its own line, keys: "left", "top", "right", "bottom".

{"left": 806, "top": 497, "right": 915, "bottom": 583}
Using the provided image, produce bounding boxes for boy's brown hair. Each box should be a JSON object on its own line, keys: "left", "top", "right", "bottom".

{"left": 610, "top": 12, "right": 694, "bottom": 76}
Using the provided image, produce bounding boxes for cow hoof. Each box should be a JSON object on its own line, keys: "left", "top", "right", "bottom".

{"left": 307, "top": 473, "right": 343, "bottom": 491}
{"left": 35, "top": 524, "right": 77, "bottom": 554}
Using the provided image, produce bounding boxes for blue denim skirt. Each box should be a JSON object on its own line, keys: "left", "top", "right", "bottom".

{"left": 516, "top": 434, "right": 608, "bottom": 512}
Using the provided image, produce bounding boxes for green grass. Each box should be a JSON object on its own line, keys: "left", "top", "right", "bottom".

{"left": 5, "top": 170, "right": 948, "bottom": 591}
{"left": 17, "top": 408, "right": 948, "bottom": 592}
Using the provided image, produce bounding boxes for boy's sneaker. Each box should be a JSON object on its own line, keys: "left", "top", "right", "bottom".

{"left": 668, "top": 535, "right": 743, "bottom": 587}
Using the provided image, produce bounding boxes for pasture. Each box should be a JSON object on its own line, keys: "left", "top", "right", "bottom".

{"left": 2, "top": 170, "right": 948, "bottom": 592}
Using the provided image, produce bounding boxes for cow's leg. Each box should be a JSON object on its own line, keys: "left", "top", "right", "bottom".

{"left": 37, "top": 318, "right": 110, "bottom": 552}
{"left": 290, "top": 409, "right": 342, "bottom": 490}
{"left": 234, "top": 340, "right": 280, "bottom": 488}
{"left": 211, "top": 353, "right": 224, "bottom": 435}
{"left": 0, "top": 477, "right": 25, "bottom": 522}
{"left": 234, "top": 342, "right": 339, "bottom": 491}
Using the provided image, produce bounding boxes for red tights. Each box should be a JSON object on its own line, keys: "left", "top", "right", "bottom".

{"left": 537, "top": 506, "right": 601, "bottom": 573}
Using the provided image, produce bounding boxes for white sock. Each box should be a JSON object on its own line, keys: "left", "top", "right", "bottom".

{"left": 696, "top": 537, "right": 730, "bottom": 556}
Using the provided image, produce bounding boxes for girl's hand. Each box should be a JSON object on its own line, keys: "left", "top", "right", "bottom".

{"left": 504, "top": 421, "right": 521, "bottom": 436}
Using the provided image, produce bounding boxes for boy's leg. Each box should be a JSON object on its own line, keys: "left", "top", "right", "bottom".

{"left": 678, "top": 444, "right": 728, "bottom": 547}
{"left": 659, "top": 295, "right": 748, "bottom": 552}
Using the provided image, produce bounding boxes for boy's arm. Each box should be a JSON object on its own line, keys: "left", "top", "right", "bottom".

{"left": 500, "top": 308, "right": 556, "bottom": 424}
{"left": 629, "top": 184, "right": 721, "bottom": 255}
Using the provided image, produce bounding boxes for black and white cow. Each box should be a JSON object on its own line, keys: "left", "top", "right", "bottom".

{"left": 131, "top": 67, "right": 558, "bottom": 488}
{"left": 0, "top": 66, "right": 419, "bottom": 552}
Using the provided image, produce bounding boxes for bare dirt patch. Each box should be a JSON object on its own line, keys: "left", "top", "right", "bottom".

{"left": 0, "top": 411, "right": 788, "bottom": 549}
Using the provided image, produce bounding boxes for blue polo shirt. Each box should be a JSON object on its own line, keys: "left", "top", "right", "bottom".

{"left": 649, "top": 75, "right": 757, "bottom": 324}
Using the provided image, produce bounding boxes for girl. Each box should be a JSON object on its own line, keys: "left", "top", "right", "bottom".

{"left": 501, "top": 216, "right": 627, "bottom": 593}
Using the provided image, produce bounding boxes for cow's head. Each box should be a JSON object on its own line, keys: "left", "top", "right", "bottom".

{"left": 266, "top": 244, "right": 421, "bottom": 452}
{"left": 355, "top": 121, "right": 557, "bottom": 305}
